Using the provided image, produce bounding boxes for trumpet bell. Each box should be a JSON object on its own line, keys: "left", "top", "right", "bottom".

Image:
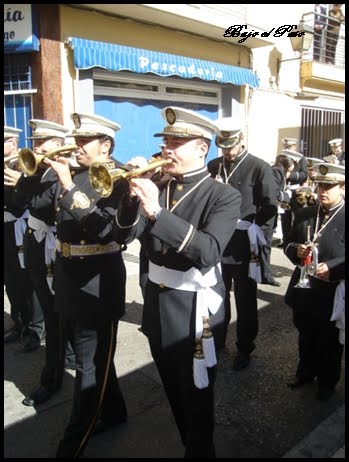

{"left": 88, "top": 162, "right": 125, "bottom": 198}
{"left": 89, "top": 158, "right": 172, "bottom": 198}
{"left": 18, "top": 144, "right": 78, "bottom": 176}
{"left": 18, "top": 148, "right": 45, "bottom": 176}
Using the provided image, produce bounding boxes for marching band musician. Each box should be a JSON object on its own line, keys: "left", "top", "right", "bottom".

{"left": 207, "top": 119, "right": 277, "bottom": 368}
{"left": 279, "top": 147, "right": 309, "bottom": 245}
{"left": 112, "top": 107, "right": 241, "bottom": 458}
{"left": 323, "top": 138, "right": 345, "bottom": 165}
{"left": 44, "top": 113, "right": 128, "bottom": 458}
{"left": 259, "top": 153, "right": 296, "bottom": 287}
{"left": 294, "top": 157, "right": 324, "bottom": 207}
{"left": 284, "top": 163, "right": 345, "bottom": 401}
{"left": 4, "top": 126, "right": 43, "bottom": 348}
{"left": 7, "top": 119, "right": 76, "bottom": 407}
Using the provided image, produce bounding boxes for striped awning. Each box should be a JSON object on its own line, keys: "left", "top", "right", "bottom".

{"left": 66, "top": 36, "right": 259, "bottom": 88}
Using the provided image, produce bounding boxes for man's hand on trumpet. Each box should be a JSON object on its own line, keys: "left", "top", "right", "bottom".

{"left": 128, "top": 177, "right": 161, "bottom": 220}
{"left": 296, "top": 244, "right": 313, "bottom": 260}
{"left": 44, "top": 157, "right": 74, "bottom": 193}
{"left": 4, "top": 167, "right": 21, "bottom": 187}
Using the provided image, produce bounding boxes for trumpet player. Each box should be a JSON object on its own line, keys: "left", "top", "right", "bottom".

{"left": 279, "top": 147, "right": 309, "bottom": 245}
{"left": 44, "top": 113, "right": 128, "bottom": 458}
{"left": 112, "top": 107, "right": 241, "bottom": 458}
{"left": 9, "top": 119, "right": 77, "bottom": 407}
{"left": 284, "top": 163, "right": 345, "bottom": 401}
{"left": 4, "top": 126, "right": 43, "bottom": 348}
{"left": 323, "top": 138, "right": 345, "bottom": 166}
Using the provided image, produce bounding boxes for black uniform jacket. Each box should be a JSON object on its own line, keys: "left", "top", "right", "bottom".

{"left": 207, "top": 150, "right": 277, "bottom": 261}
{"left": 113, "top": 167, "right": 242, "bottom": 349}
{"left": 4, "top": 182, "right": 29, "bottom": 260}
{"left": 284, "top": 202, "right": 345, "bottom": 309}
{"left": 288, "top": 156, "right": 308, "bottom": 187}
{"left": 272, "top": 164, "right": 291, "bottom": 204}
{"left": 4, "top": 183, "right": 28, "bottom": 218}
{"left": 13, "top": 167, "right": 58, "bottom": 225}
{"left": 53, "top": 163, "right": 129, "bottom": 327}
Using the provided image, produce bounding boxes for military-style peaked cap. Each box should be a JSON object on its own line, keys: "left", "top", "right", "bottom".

{"left": 154, "top": 107, "right": 216, "bottom": 140}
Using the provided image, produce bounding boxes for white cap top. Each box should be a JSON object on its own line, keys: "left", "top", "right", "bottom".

{"left": 27, "top": 119, "right": 69, "bottom": 140}
{"left": 282, "top": 138, "right": 298, "bottom": 147}
{"left": 328, "top": 138, "right": 343, "bottom": 146}
{"left": 4, "top": 126, "right": 22, "bottom": 139}
{"left": 306, "top": 157, "right": 323, "bottom": 168}
{"left": 213, "top": 117, "right": 244, "bottom": 149}
{"left": 154, "top": 107, "right": 216, "bottom": 140}
{"left": 282, "top": 149, "right": 303, "bottom": 162}
{"left": 312, "top": 163, "right": 345, "bottom": 184}
{"left": 70, "top": 113, "right": 121, "bottom": 138}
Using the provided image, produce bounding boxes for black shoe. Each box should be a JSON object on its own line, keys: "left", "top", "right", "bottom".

{"left": 261, "top": 278, "right": 281, "bottom": 287}
{"left": 233, "top": 352, "right": 250, "bottom": 371}
{"left": 92, "top": 416, "right": 127, "bottom": 436}
{"left": 4, "top": 328, "right": 21, "bottom": 343}
{"left": 21, "top": 335, "right": 41, "bottom": 352}
{"left": 316, "top": 386, "right": 335, "bottom": 401}
{"left": 287, "top": 377, "right": 314, "bottom": 389}
{"left": 22, "top": 385, "right": 56, "bottom": 406}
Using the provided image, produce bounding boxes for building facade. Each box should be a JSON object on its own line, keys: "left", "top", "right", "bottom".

{"left": 4, "top": 4, "right": 345, "bottom": 163}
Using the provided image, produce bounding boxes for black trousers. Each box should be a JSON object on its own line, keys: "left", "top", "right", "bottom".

{"left": 24, "top": 231, "right": 73, "bottom": 390}
{"left": 4, "top": 221, "right": 43, "bottom": 334}
{"left": 292, "top": 299, "right": 343, "bottom": 389}
{"left": 222, "top": 262, "right": 258, "bottom": 354}
{"left": 259, "top": 225, "right": 275, "bottom": 283}
{"left": 149, "top": 340, "right": 216, "bottom": 458}
{"left": 56, "top": 319, "right": 127, "bottom": 459}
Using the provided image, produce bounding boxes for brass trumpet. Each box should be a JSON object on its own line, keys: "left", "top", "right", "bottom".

{"left": 89, "top": 158, "right": 172, "bottom": 198}
{"left": 4, "top": 155, "right": 19, "bottom": 169}
{"left": 18, "top": 144, "right": 78, "bottom": 176}
{"left": 295, "top": 225, "right": 318, "bottom": 289}
{"left": 278, "top": 201, "right": 291, "bottom": 211}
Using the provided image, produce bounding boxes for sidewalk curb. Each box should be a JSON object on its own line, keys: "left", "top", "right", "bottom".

{"left": 282, "top": 404, "right": 345, "bottom": 458}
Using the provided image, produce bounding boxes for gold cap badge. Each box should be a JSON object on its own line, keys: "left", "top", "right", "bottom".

{"left": 319, "top": 165, "right": 328, "bottom": 175}
{"left": 165, "top": 108, "right": 176, "bottom": 125}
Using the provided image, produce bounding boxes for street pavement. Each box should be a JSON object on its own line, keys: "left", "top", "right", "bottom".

{"left": 4, "top": 240, "right": 345, "bottom": 458}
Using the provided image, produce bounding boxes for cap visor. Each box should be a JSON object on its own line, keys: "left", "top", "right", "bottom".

{"left": 215, "top": 138, "right": 237, "bottom": 149}
{"left": 154, "top": 131, "right": 198, "bottom": 138}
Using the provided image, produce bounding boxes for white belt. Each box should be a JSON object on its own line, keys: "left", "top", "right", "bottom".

{"left": 330, "top": 280, "right": 345, "bottom": 345}
{"left": 149, "top": 261, "right": 222, "bottom": 389}
{"left": 4, "top": 209, "right": 29, "bottom": 269}
{"left": 149, "top": 261, "right": 222, "bottom": 339}
{"left": 28, "top": 214, "right": 57, "bottom": 266}
{"left": 224, "top": 220, "right": 266, "bottom": 283}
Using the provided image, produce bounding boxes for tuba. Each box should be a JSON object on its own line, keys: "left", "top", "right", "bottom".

{"left": 89, "top": 158, "right": 172, "bottom": 198}
{"left": 18, "top": 144, "right": 77, "bottom": 176}
{"left": 295, "top": 225, "right": 318, "bottom": 288}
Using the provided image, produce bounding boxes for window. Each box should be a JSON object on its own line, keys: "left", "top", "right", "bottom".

{"left": 4, "top": 53, "right": 32, "bottom": 91}
{"left": 300, "top": 107, "right": 344, "bottom": 157}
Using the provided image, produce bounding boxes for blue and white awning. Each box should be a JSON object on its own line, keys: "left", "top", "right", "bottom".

{"left": 66, "top": 36, "right": 259, "bottom": 88}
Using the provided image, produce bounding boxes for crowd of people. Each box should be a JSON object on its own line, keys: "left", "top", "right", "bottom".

{"left": 4, "top": 108, "right": 345, "bottom": 458}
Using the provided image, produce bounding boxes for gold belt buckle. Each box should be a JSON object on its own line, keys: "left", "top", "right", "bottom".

{"left": 61, "top": 242, "right": 71, "bottom": 258}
